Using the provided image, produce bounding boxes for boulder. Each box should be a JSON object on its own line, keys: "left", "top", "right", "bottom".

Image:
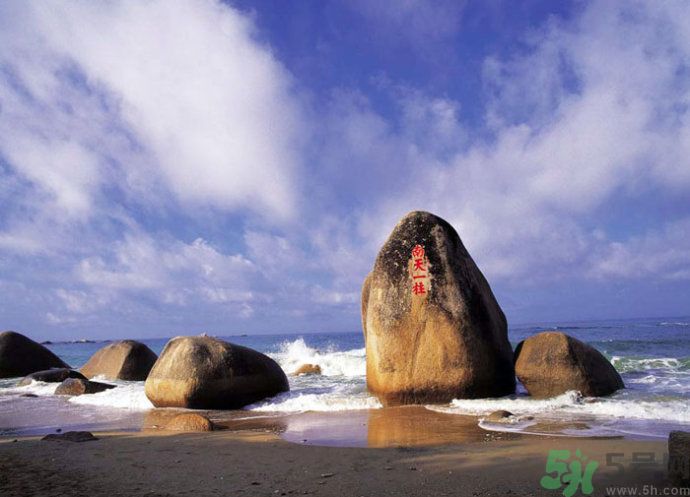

{"left": 361, "top": 211, "right": 515, "bottom": 405}
{"left": 0, "top": 331, "right": 69, "bottom": 378}
{"left": 145, "top": 336, "right": 289, "bottom": 409}
{"left": 165, "top": 413, "right": 214, "bottom": 432}
{"left": 54, "top": 378, "right": 116, "bottom": 396}
{"left": 669, "top": 431, "right": 690, "bottom": 486}
{"left": 514, "top": 331, "right": 624, "bottom": 398}
{"left": 80, "top": 340, "right": 157, "bottom": 381}
{"left": 42, "top": 431, "right": 98, "bottom": 442}
{"left": 293, "top": 364, "right": 322, "bottom": 375}
{"left": 18, "top": 368, "right": 87, "bottom": 386}
{"left": 484, "top": 410, "right": 514, "bottom": 422}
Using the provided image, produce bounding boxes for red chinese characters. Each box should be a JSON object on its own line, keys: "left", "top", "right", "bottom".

{"left": 411, "top": 244, "right": 428, "bottom": 296}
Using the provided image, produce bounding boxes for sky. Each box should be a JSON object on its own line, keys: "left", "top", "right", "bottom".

{"left": 1, "top": 0, "right": 689, "bottom": 340}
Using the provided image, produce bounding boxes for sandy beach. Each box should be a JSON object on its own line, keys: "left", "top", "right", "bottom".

{"left": 0, "top": 407, "right": 673, "bottom": 497}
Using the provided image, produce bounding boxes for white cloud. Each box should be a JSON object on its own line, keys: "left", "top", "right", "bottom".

{"left": 0, "top": 0, "right": 303, "bottom": 232}
{"left": 591, "top": 218, "right": 690, "bottom": 281}
{"left": 354, "top": 0, "right": 690, "bottom": 283}
{"left": 78, "top": 234, "right": 256, "bottom": 301}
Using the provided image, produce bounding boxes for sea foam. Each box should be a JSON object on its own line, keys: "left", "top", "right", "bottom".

{"left": 268, "top": 338, "right": 366, "bottom": 377}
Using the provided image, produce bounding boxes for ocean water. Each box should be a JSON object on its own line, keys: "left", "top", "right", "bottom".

{"left": 1, "top": 317, "right": 689, "bottom": 441}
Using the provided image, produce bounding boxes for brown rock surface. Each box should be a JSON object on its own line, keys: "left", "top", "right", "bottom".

{"left": 54, "top": 378, "right": 116, "bottom": 396}
{"left": 362, "top": 211, "right": 515, "bottom": 405}
{"left": 80, "top": 340, "right": 157, "bottom": 381}
{"left": 145, "top": 336, "right": 289, "bottom": 409}
{"left": 514, "top": 331, "right": 624, "bottom": 398}
{"left": 293, "top": 364, "right": 322, "bottom": 375}
{"left": 165, "top": 413, "right": 215, "bottom": 432}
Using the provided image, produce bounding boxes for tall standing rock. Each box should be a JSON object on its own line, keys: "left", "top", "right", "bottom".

{"left": 145, "top": 336, "right": 289, "bottom": 409}
{"left": 0, "top": 331, "right": 69, "bottom": 378}
{"left": 80, "top": 340, "right": 158, "bottom": 381}
{"left": 362, "top": 211, "right": 515, "bottom": 405}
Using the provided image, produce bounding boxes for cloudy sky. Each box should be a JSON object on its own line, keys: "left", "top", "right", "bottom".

{"left": 1, "top": 0, "right": 689, "bottom": 340}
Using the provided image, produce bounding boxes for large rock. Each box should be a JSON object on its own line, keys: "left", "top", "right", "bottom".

{"left": 54, "top": 378, "right": 116, "bottom": 396}
{"left": 362, "top": 211, "right": 515, "bottom": 405}
{"left": 145, "top": 336, "right": 289, "bottom": 409}
{"left": 0, "top": 331, "right": 69, "bottom": 378}
{"left": 669, "top": 431, "right": 690, "bottom": 486}
{"left": 80, "top": 340, "right": 157, "bottom": 381}
{"left": 18, "top": 368, "right": 87, "bottom": 386}
{"left": 514, "top": 331, "right": 624, "bottom": 398}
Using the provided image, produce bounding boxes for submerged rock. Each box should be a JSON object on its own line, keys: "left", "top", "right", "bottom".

{"left": 0, "top": 331, "right": 69, "bottom": 378}
{"left": 80, "top": 340, "right": 158, "bottom": 381}
{"left": 145, "top": 336, "right": 289, "bottom": 409}
{"left": 54, "top": 378, "right": 116, "bottom": 396}
{"left": 361, "top": 211, "right": 515, "bottom": 405}
{"left": 42, "top": 431, "right": 98, "bottom": 442}
{"left": 293, "top": 364, "right": 322, "bottom": 375}
{"left": 18, "top": 368, "right": 87, "bottom": 386}
{"left": 514, "top": 331, "right": 624, "bottom": 398}
{"left": 165, "top": 413, "right": 215, "bottom": 432}
{"left": 484, "top": 410, "right": 514, "bottom": 422}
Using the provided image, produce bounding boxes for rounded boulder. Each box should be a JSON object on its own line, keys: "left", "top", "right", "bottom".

{"left": 165, "top": 413, "right": 215, "bottom": 432}
{"left": 55, "top": 378, "right": 116, "bottom": 396}
{"left": 80, "top": 340, "right": 158, "bottom": 381}
{"left": 514, "top": 331, "right": 624, "bottom": 398}
{"left": 18, "top": 368, "right": 87, "bottom": 386}
{"left": 144, "top": 336, "right": 289, "bottom": 409}
{"left": 362, "top": 211, "right": 515, "bottom": 405}
{"left": 0, "top": 331, "right": 69, "bottom": 378}
{"left": 293, "top": 364, "right": 322, "bottom": 375}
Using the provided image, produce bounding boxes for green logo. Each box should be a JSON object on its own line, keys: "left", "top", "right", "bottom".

{"left": 540, "top": 449, "right": 599, "bottom": 497}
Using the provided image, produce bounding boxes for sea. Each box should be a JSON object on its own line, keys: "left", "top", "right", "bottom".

{"left": 1, "top": 317, "right": 689, "bottom": 444}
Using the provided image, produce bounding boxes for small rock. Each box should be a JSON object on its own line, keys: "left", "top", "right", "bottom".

{"left": 293, "top": 364, "right": 322, "bottom": 376}
{"left": 42, "top": 431, "right": 98, "bottom": 442}
{"left": 55, "top": 378, "right": 115, "bottom": 396}
{"left": 165, "top": 413, "right": 214, "bottom": 432}
{"left": 320, "top": 473, "right": 335, "bottom": 478}
{"left": 484, "top": 410, "right": 514, "bottom": 422}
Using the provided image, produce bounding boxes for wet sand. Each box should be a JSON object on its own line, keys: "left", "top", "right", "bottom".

{"left": 0, "top": 406, "right": 674, "bottom": 497}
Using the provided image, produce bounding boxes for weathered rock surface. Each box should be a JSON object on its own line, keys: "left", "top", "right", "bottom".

{"left": 42, "top": 431, "right": 98, "bottom": 442}
{"left": 0, "top": 331, "right": 69, "bottom": 378}
{"left": 669, "top": 431, "right": 690, "bottom": 486}
{"left": 514, "top": 331, "right": 624, "bottom": 398}
{"left": 54, "top": 378, "right": 116, "bottom": 396}
{"left": 145, "top": 336, "right": 289, "bottom": 409}
{"left": 293, "top": 364, "right": 322, "bottom": 375}
{"left": 484, "top": 410, "right": 514, "bottom": 422}
{"left": 165, "top": 413, "right": 215, "bottom": 432}
{"left": 362, "top": 211, "right": 515, "bottom": 405}
{"left": 18, "top": 368, "right": 87, "bottom": 386}
{"left": 80, "top": 340, "right": 157, "bottom": 381}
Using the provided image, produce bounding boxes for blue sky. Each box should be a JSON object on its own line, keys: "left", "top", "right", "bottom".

{"left": 1, "top": 1, "right": 689, "bottom": 340}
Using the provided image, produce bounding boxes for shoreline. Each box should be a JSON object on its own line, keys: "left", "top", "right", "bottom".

{"left": 0, "top": 424, "right": 672, "bottom": 497}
